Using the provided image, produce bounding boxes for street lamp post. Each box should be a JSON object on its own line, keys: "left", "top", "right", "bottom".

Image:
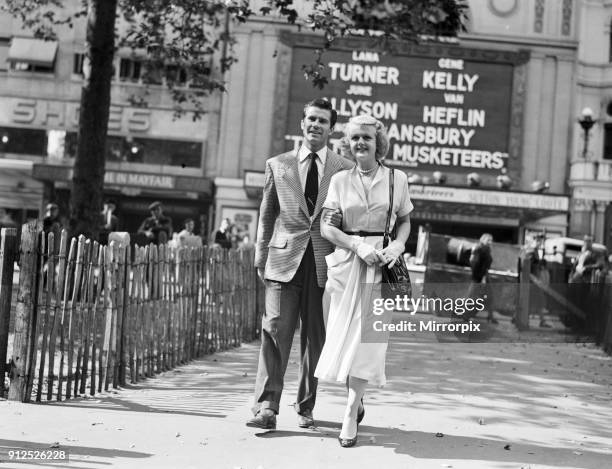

{"left": 578, "top": 107, "right": 595, "bottom": 159}
{"left": 577, "top": 107, "right": 598, "bottom": 238}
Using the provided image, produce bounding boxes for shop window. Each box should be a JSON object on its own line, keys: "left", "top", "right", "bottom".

{"left": 143, "top": 64, "right": 164, "bottom": 85}
{"left": 604, "top": 123, "right": 612, "bottom": 160}
{"left": 73, "top": 53, "right": 85, "bottom": 76}
{"left": 119, "top": 57, "right": 142, "bottom": 82}
{"left": 165, "top": 64, "right": 188, "bottom": 86}
{"left": 189, "top": 61, "right": 212, "bottom": 89}
{"left": 141, "top": 63, "right": 189, "bottom": 86}
{"left": 46, "top": 130, "right": 67, "bottom": 160}
{"left": 0, "top": 126, "right": 47, "bottom": 156}
{"left": 10, "top": 61, "right": 55, "bottom": 73}
{"left": 133, "top": 138, "right": 202, "bottom": 167}
{"left": 0, "top": 38, "right": 9, "bottom": 71}
{"left": 610, "top": 20, "right": 612, "bottom": 62}
{"left": 8, "top": 37, "right": 57, "bottom": 73}
{"left": 64, "top": 132, "right": 78, "bottom": 158}
{"left": 103, "top": 135, "right": 202, "bottom": 167}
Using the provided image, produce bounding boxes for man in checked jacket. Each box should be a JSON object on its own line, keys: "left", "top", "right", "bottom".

{"left": 247, "top": 98, "right": 353, "bottom": 430}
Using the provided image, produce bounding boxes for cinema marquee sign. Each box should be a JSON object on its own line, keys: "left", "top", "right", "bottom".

{"left": 283, "top": 36, "right": 528, "bottom": 174}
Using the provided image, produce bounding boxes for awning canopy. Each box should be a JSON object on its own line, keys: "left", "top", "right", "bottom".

{"left": 32, "top": 164, "right": 214, "bottom": 197}
{"left": 0, "top": 159, "right": 42, "bottom": 210}
{"left": 8, "top": 37, "right": 58, "bottom": 67}
{"left": 409, "top": 184, "right": 570, "bottom": 225}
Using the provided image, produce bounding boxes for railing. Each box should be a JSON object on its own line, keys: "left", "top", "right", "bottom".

{"left": 569, "top": 160, "right": 612, "bottom": 182}
{"left": 0, "top": 223, "right": 263, "bottom": 402}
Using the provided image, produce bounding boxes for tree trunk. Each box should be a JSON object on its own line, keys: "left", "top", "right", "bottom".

{"left": 70, "top": 0, "right": 118, "bottom": 239}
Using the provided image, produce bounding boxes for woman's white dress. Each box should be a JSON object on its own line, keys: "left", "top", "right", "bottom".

{"left": 314, "top": 165, "right": 413, "bottom": 386}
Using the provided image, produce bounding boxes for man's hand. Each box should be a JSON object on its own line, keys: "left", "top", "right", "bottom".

{"left": 257, "top": 268, "right": 265, "bottom": 283}
{"left": 323, "top": 208, "right": 342, "bottom": 228}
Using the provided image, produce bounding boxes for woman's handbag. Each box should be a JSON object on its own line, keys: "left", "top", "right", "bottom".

{"left": 381, "top": 168, "right": 412, "bottom": 297}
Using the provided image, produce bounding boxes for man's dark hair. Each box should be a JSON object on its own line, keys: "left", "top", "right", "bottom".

{"left": 183, "top": 218, "right": 194, "bottom": 227}
{"left": 303, "top": 98, "right": 337, "bottom": 127}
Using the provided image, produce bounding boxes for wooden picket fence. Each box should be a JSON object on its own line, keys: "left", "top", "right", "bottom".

{"left": 1, "top": 223, "right": 263, "bottom": 402}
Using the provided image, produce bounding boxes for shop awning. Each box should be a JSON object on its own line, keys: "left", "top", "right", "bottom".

{"left": 8, "top": 37, "right": 58, "bottom": 67}
{"left": 409, "top": 184, "right": 569, "bottom": 224}
{"left": 0, "top": 159, "right": 42, "bottom": 210}
{"left": 32, "top": 164, "right": 214, "bottom": 197}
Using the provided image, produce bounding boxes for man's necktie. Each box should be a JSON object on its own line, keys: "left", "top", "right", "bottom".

{"left": 304, "top": 152, "right": 318, "bottom": 216}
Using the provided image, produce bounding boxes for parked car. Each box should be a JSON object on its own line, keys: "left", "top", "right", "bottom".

{"left": 543, "top": 237, "right": 608, "bottom": 281}
{"left": 542, "top": 237, "right": 609, "bottom": 330}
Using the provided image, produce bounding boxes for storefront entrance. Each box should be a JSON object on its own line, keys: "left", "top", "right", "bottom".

{"left": 411, "top": 219, "right": 518, "bottom": 245}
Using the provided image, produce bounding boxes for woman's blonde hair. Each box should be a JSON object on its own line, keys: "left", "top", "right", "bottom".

{"left": 341, "top": 115, "right": 390, "bottom": 161}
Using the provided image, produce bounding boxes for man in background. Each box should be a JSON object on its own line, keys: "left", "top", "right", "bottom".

{"left": 466, "top": 233, "right": 498, "bottom": 324}
{"left": 214, "top": 218, "right": 233, "bottom": 249}
{"left": 137, "top": 201, "right": 173, "bottom": 245}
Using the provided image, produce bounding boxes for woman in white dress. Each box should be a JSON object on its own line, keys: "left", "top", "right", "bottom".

{"left": 315, "top": 115, "right": 413, "bottom": 447}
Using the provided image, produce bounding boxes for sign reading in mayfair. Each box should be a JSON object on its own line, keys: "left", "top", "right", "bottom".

{"left": 32, "top": 164, "right": 212, "bottom": 194}
{"left": 285, "top": 45, "right": 515, "bottom": 174}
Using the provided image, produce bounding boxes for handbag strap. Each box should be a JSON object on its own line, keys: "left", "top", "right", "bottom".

{"left": 383, "top": 167, "right": 394, "bottom": 248}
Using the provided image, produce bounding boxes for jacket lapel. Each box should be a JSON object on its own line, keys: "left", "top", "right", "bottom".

{"left": 281, "top": 154, "right": 310, "bottom": 218}
{"left": 313, "top": 151, "right": 343, "bottom": 219}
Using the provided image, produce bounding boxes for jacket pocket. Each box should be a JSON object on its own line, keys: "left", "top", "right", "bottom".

{"left": 325, "top": 248, "right": 351, "bottom": 268}
{"left": 268, "top": 237, "right": 287, "bottom": 249}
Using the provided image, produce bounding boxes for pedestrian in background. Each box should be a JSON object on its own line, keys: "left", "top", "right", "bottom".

{"left": 99, "top": 199, "right": 119, "bottom": 245}
{"left": 137, "top": 201, "right": 173, "bottom": 245}
{"left": 177, "top": 218, "right": 197, "bottom": 247}
{"left": 214, "top": 218, "right": 232, "bottom": 249}
{"left": 0, "top": 208, "right": 17, "bottom": 228}
{"left": 42, "top": 203, "right": 62, "bottom": 250}
{"left": 568, "top": 234, "right": 605, "bottom": 326}
{"left": 519, "top": 235, "right": 552, "bottom": 328}
{"left": 466, "top": 233, "right": 497, "bottom": 323}
{"left": 569, "top": 235, "right": 602, "bottom": 283}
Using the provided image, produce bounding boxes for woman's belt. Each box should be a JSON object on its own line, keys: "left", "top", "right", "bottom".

{"left": 343, "top": 230, "right": 385, "bottom": 237}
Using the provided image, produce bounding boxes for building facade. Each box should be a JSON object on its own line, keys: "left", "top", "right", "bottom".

{"left": 0, "top": 4, "right": 219, "bottom": 238}
{"left": 570, "top": 0, "right": 612, "bottom": 249}
{"left": 1, "top": 0, "right": 611, "bottom": 250}
{"left": 215, "top": 0, "right": 587, "bottom": 249}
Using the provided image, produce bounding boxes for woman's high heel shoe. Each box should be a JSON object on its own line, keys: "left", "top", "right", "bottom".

{"left": 357, "top": 398, "right": 365, "bottom": 424}
{"left": 338, "top": 433, "right": 358, "bottom": 448}
{"left": 339, "top": 405, "right": 361, "bottom": 448}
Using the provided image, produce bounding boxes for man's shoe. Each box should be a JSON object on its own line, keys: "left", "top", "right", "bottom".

{"left": 297, "top": 409, "right": 314, "bottom": 428}
{"left": 246, "top": 410, "right": 277, "bottom": 430}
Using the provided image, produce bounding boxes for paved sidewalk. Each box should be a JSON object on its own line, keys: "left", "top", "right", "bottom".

{"left": 1, "top": 314, "right": 612, "bottom": 469}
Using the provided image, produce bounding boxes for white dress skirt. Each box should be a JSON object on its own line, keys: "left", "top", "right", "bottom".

{"left": 314, "top": 165, "right": 413, "bottom": 386}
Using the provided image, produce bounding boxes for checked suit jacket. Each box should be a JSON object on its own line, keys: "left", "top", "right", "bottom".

{"left": 254, "top": 149, "right": 354, "bottom": 287}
